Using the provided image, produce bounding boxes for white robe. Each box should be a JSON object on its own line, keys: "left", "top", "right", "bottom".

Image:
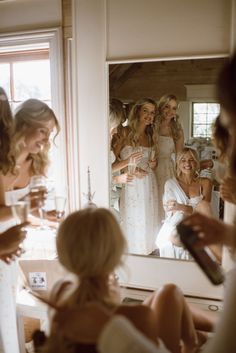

{"left": 155, "top": 178, "right": 203, "bottom": 260}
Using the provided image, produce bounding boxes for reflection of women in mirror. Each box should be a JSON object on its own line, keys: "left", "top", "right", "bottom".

{"left": 42, "top": 208, "right": 213, "bottom": 353}
{"left": 155, "top": 94, "right": 184, "bottom": 230}
{"left": 156, "top": 148, "right": 222, "bottom": 261}
{"left": 115, "top": 98, "right": 159, "bottom": 255}
{"left": 0, "top": 97, "right": 60, "bottom": 353}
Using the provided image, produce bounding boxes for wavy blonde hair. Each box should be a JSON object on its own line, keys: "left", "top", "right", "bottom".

{"left": 156, "top": 94, "right": 182, "bottom": 141}
{"left": 126, "top": 97, "right": 158, "bottom": 149}
{"left": 0, "top": 87, "right": 14, "bottom": 174}
{"left": 10, "top": 99, "right": 60, "bottom": 175}
{"left": 56, "top": 207, "right": 127, "bottom": 307}
{"left": 176, "top": 147, "right": 200, "bottom": 178}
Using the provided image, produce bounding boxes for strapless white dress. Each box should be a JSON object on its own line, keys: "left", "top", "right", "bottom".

{"left": 119, "top": 146, "right": 159, "bottom": 255}
{"left": 0, "top": 186, "right": 29, "bottom": 353}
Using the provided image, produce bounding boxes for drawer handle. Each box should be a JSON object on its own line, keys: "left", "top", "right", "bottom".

{"left": 208, "top": 305, "right": 219, "bottom": 311}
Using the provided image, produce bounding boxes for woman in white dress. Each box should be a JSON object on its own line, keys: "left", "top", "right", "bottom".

{"left": 156, "top": 147, "right": 222, "bottom": 261}
{"left": 0, "top": 97, "right": 60, "bottom": 353}
{"left": 110, "top": 98, "right": 143, "bottom": 217}
{"left": 155, "top": 95, "right": 184, "bottom": 230}
{"left": 115, "top": 98, "right": 159, "bottom": 255}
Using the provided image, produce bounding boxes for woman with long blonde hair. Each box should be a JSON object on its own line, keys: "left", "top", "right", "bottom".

{"left": 155, "top": 147, "right": 222, "bottom": 261}
{"left": 155, "top": 94, "right": 184, "bottom": 230}
{"left": 114, "top": 98, "right": 159, "bottom": 255}
{"left": 39, "top": 207, "right": 213, "bottom": 353}
{"left": 0, "top": 98, "right": 60, "bottom": 353}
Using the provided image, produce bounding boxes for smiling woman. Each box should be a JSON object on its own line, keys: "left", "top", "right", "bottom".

{"left": 113, "top": 98, "right": 159, "bottom": 255}
{"left": 0, "top": 99, "right": 60, "bottom": 224}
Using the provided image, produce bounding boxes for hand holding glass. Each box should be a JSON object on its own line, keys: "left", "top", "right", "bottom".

{"left": 29, "top": 175, "right": 47, "bottom": 228}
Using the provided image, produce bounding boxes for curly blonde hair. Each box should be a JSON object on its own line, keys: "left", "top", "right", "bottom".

{"left": 176, "top": 147, "right": 200, "bottom": 178}
{"left": 126, "top": 97, "right": 158, "bottom": 149}
{"left": 0, "top": 87, "right": 14, "bottom": 174}
{"left": 10, "top": 99, "right": 60, "bottom": 176}
{"left": 56, "top": 207, "right": 126, "bottom": 307}
{"left": 156, "top": 94, "right": 182, "bottom": 141}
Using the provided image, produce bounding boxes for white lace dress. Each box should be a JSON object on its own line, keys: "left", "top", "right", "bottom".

{"left": 119, "top": 146, "right": 159, "bottom": 255}
{"left": 0, "top": 186, "right": 29, "bottom": 353}
{"left": 155, "top": 136, "right": 176, "bottom": 230}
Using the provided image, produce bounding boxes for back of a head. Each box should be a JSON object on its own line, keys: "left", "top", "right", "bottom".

{"left": 217, "top": 53, "right": 236, "bottom": 173}
{"left": 217, "top": 53, "right": 236, "bottom": 118}
{"left": 109, "top": 98, "right": 126, "bottom": 129}
{"left": 0, "top": 87, "right": 13, "bottom": 127}
{"left": 57, "top": 207, "right": 126, "bottom": 279}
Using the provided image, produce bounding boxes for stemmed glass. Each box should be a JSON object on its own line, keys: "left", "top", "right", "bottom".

{"left": 11, "top": 200, "right": 29, "bottom": 253}
{"left": 54, "top": 195, "right": 67, "bottom": 221}
{"left": 29, "top": 175, "right": 48, "bottom": 229}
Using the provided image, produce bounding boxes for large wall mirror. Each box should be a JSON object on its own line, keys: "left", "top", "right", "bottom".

{"left": 109, "top": 55, "right": 228, "bottom": 267}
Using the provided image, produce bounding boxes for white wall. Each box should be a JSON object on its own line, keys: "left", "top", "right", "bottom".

{"left": 0, "top": 0, "right": 62, "bottom": 32}
{"left": 72, "top": 0, "right": 109, "bottom": 207}
{"left": 107, "top": 0, "right": 231, "bottom": 60}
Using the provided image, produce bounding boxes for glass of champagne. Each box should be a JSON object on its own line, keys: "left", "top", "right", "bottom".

{"left": 11, "top": 200, "right": 29, "bottom": 253}
{"left": 55, "top": 196, "right": 67, "bottom": 221}
{"left": 11, "top": 200, "right": 29, "bottom": 225}
{"left": 149, "top": 147, "right": 156, "bottom": 162}
{"left": 29, "top": 175, "right": 47, "bottom": 229}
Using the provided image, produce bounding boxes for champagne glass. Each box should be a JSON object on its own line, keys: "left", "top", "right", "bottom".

{"left": 55, "top": 196, "right": 67, "bottom": 221}
{"left": 11, "top": 200, "right": 29, "bottom": 253}
{"left": 29, "top": 175, "right": 47, "bottom": 229}
{"left": 149, "top": 147, "right": 156, "bottom": 162}
{"left": 11, "top": 200, "right": 29, "bottom": 225}
{"left": 128, "top": 161, "right": 136, "bottom": 175}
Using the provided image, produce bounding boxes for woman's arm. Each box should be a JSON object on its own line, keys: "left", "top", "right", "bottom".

{"left": 164, "top": 200, "right": 193, "bottom": 216}
{"left": 201, "top": 177, "right": 212, "bottom": 202}
{"left": 175, "top": 128, "right": 184, "bottom": 154}
{"left": 0, "top": 174, "right": 13, "bottom": 221}
{"left": 112, "top": 152, "right": 143, "bottom": 173}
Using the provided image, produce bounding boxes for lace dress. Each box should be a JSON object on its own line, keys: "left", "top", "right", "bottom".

{"left": 0, "top": 186, "right": 29, "bottom": 353}
{"left": 155, "top": 136, "right": 176, "bottom": 230}
{"left": 119, "top": 146, "right": 158, "bottom": 255}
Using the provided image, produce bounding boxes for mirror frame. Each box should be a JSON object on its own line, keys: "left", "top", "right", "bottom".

{"left": 107, "top": 54, "right": 229, "bottom": 300}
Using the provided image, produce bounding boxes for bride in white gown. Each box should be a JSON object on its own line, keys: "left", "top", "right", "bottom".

{"left": 115, "top": 98, "right": 159, "bottom": 255}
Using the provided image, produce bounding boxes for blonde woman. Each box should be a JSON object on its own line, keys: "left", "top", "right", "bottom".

{"left": 114, "top": 98, "right": 159, "bottom": 255}
{"left": 0, "top": 98, "right": 60, "bottom": 220}
{"left": 0, "top": 98, "right": 60, "bottom": 353}
{"left": 155, "top": 94, "right": 184, "bottom": 230}
{"left": 39, "top": 207, "right": 213, "bottom": 353}
{"left": 155, "top": 148, "right": 221, "bottom": 261}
